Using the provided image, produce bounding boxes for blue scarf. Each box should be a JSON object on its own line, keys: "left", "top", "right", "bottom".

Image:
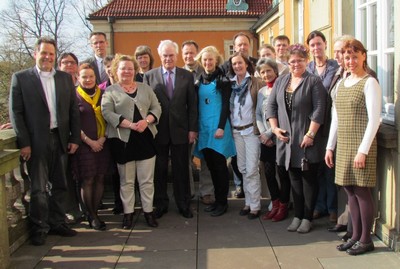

{"left": 230, "top": 77, "right": 250, "bottom": 120}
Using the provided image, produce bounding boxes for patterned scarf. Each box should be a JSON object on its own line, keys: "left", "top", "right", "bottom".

{"left": 77, "top": 85, "right": 106, "bottom": 138}
{"left": 230, "top": 76, "right": 250, "bottom": 119}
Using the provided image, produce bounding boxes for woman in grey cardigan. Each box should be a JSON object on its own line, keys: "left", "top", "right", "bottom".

{"left": 101, "top": 54, "right": 161, "bottom": 229}
{"left": 266, "top": 44, "right": 326, "bottom": 233}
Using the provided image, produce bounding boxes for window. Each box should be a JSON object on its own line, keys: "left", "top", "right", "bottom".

{"left": 223, "top": 39, "right": 253, "bottom": 59}
{"left": 356, "top": 0, "right": 395, "bottom": 124}
{"left": 224, "top": 40, "right": 235, "bottom": 60}
{"left": 293, "top": 0, "right": 304, "bottom": 43}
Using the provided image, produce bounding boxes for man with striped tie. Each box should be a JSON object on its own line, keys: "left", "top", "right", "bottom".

{"left": 85, "top": 32, "right": 109, "bottom": 85}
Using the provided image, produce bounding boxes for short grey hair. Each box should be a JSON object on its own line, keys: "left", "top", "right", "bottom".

{"left": 157, "top": 40, "right": 179, "bottom": 55}
{"left": 256, "top": 57, "right": 279, "bottom": 77}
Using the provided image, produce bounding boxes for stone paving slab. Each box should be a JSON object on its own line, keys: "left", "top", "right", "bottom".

{"left": 197, "top": 247, "right": 279, "bottom": 269}
{"left": 9, "top": 183, "right": 400, "bottom": 269}
{"left": 117, "top": 249, "right": 196, "bottom": 269}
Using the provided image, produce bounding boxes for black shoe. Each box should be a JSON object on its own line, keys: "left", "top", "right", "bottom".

{"left": 155, "top": 207, "right": 168, "bottom": 219}
{"left": 144, "top": 212, "right": 158, "bottom": 228}
{"left": 239, "top": 208, "right": 250, "bottom": 216}
{"left": 347, "top": 241, "right": 375, "bottom": 255}
{"left": 89, "top": 217, "right": 106, "bottom": 231}
{"left": 327, "top": 224, "right": 347, "bottom": 232}
{"left": 337, "top": 239, "right": 357, "bottom": 251}
{"left": 204, "top": 204, "right": 217, "bottom": 213}
{"left": 247, "top": 211, "right": 260, "bottom": 220}
{"left": 49, "top": 224, "right": 77, "bottom": 237}
{"left": 31, "top": 232, "right": 47, "bottom": 246}
{"left": 341, "top": 232, "right": 352, "bottom": 242}
{"left": 179, "top": 208, "right": 193, "bottom": 218}
{"left": 122, "top": 213, "right": 133, "bottom": 230}
{"left": 210, "top": 204, "right": 228, "bottom": 217}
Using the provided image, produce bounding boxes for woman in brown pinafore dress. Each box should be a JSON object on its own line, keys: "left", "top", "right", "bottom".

{"left": 325, "top": 39, "right": 381, "bottom": 256}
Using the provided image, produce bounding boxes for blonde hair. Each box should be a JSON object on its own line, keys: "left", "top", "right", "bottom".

{"left": 195, "top": 46, "right": 224, "bottom": 68}
{"left": 111, "top": 54, "right": 139, "bottom": 82}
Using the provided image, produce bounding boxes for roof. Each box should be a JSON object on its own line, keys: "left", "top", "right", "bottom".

{"left": 89, "top": 0, "right": 272, "bottom": 20}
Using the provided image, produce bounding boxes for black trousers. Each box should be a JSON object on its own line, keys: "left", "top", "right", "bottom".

{"left": 288, "top": 163, "right": 319, "bottom": 220}
{"left": 28, "top": 132, "right": 68, "bottom": 233}
{"left": 202, "top": 148, "right": 229, "bottom": 206}
{"left": 154, "top": 142, "right": 191, "bottom": 210}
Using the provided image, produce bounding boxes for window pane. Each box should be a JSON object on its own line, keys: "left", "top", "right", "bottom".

{"left": 385, "top": 53, "right": 395, "bottom": 104}
{"left": 387, "top": 0, "right": 394, "bottom": 47}
{"left": 370, "top": 4, "right": 377, "bottom": 50}
{"left": 360, "top": 8, "right": 367, "bottom": 45}
{"left": 368, "top": 55, "right": 377, "bottom": 77}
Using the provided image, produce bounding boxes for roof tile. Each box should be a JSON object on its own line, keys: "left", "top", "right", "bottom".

{"left": 89, "top": 0, "right": 272, "bottom": 19}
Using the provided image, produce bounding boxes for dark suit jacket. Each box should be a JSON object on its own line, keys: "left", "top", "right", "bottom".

{"left": 83, "top": 57, "right": 102, "bottom": 85}
{"left": 9, "top": 67, "right": 81, "bottom": 155}
{"left": 143, "top": 67, "right": 198, "bottom": 145}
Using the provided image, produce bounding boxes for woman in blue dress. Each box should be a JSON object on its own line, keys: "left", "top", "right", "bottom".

{"left": 194, "top": 46, "right": 236, "bottom": 217}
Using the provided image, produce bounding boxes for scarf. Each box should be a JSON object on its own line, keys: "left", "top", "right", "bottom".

{"left": 77, "top": 85, "right": 106, "bottom": 138}
{"left": 266, "top": 77, "right": 277, "bottom": 88}
{"left": 230, "top": 76, "right": 250, "bottom": 120}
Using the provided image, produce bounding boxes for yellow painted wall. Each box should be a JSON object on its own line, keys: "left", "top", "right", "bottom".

{"left": 258, "top": 18, "right": 279, "bottom": 46}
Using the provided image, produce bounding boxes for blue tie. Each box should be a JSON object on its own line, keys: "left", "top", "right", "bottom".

{"left": 166, "top": 71, "right": 174, "bottom": 99}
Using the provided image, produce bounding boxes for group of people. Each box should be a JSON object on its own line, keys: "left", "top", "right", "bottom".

{"left": 8, "top": 30, "right": 381, "bottom": 256}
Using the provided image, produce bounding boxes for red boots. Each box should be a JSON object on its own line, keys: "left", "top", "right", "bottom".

{"left": 262, "top": 200, "right": 279, "bottom": 220}
{"left": 272, "top": 202, "right": 288, "bottom": 222}
{"left": 262, "top": 200, "right": 288, "bottom": 222}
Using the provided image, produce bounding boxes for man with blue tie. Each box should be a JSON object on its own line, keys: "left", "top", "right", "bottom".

{"left": 84, "top": 32, "right": 109, "bottom": 85}
{"left": 144, "top": 40, "right": 198, "bottom": 219}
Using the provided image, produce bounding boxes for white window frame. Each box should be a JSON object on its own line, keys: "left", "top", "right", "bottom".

{"left": 224, "top": 40, "right": 235, "bottom": 60}
{"left": 355, "top": 0, "right": 395, "bottom": 124}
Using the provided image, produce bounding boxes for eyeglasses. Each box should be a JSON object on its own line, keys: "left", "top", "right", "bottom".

{"left": 288, "top": 59, "right": 306, "bottom": 65}
{"left": 61, "top": 61, "right": 77, "bottom": 65}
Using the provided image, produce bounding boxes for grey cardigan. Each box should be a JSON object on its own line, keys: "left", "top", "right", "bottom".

{"left": 265, "top": 71, "right": 327, "bottom": 169}
{"left": 101, "top": 82, "right": 162, "bottom": 142}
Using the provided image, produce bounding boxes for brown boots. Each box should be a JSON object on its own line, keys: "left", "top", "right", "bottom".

{"left": 262, "top": 200, "right": 288, "bottom": 221}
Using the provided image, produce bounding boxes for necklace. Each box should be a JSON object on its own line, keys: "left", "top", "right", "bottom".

{"left": 316, "top": 56, "right": 327, "bottom": 67}
{"left": 121, "top": 82, "right": 137, "bottom": 93}
{"left": 285, "top": 78, "right": 293, "bottom": 110}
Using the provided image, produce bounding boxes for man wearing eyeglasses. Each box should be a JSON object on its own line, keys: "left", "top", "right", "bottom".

{"left": 84, "top": 32, "right": 109, "bottom": 84}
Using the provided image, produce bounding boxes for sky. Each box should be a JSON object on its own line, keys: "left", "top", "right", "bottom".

{"left": 0, "top": 0, "right": 96, "bottom": 61}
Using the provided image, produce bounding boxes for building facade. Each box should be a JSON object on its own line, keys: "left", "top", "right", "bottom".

{"left": 89, "top": 0, "right": 400, "bottom": 251}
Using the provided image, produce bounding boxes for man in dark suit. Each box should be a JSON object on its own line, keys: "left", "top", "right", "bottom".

{"left": 9, "top": 37, "right": 81, "bottom": 246}
{"left": 144, "top": 40, "right": 198, "bottom": 219}
{"left": 220, "top": 32, "right": 258, "bottom": 78}
{"left": 84, "top": 32, "right": 109, "bottom": 85}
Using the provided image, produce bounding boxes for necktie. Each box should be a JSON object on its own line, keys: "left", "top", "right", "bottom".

{"left": 99, "top": 59, "right": 107, "bottom": 82}
{"left": 165, "top": 71, "right": 174, "bottom": 99}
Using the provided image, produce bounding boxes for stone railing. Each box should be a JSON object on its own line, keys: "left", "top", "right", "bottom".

{"left": 0, "top": 129, "right": 30, "bottom": 269}
{"left": 375, "top": 123, "right": 400, "bottom": 251}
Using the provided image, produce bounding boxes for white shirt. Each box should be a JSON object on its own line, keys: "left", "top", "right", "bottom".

{"left": 230, "top": 72, "right": 254, "bottom": 135}
{"left": 37, "top": 66, "right": 57, "bottom": 129}
{"left": 326, "top": 77, "right": 381, "bottom": 155}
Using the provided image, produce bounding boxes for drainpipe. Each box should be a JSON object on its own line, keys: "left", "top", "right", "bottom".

{"left": 107, "top": 16, "right": 115, "bottom": 54}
